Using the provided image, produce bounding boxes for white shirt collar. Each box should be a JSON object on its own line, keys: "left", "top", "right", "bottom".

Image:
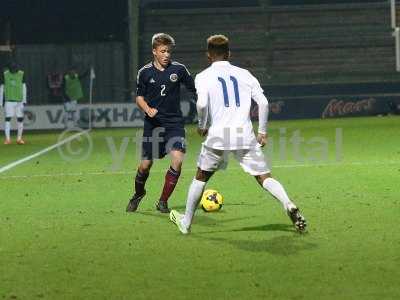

{"left": 211, "top": 61, "right": 231, "bottom": 67}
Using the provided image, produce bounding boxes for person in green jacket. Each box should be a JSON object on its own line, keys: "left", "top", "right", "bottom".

{"left": 0, "top": 62, "right": 27, "bottom": 145}
{"left": 62, "top": 66, "right": 88, "bottom": 127}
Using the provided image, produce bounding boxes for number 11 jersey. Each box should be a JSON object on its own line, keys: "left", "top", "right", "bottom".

{"left": 195, "top": 61, "right": 269, "bottom": 150}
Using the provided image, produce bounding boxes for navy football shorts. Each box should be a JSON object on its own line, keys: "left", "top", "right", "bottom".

{"left": 141, "top": 125, "right": 186, "bottom": 160}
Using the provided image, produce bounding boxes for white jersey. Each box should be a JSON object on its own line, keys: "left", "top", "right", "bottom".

{"left": 195, "top": 61, "right": 269, "bottom": 150}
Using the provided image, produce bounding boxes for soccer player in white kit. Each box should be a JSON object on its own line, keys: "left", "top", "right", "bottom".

{"left": 170, "top": 35, "right": 306, "bottom": 234}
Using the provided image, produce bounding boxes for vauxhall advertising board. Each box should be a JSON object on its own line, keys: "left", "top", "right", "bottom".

{"left": 0, "top": 95, "right": 398, "bottom": 130}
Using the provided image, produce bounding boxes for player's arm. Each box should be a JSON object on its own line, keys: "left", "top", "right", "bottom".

{"left": 251, "top": 75, "right": 269, "bottom": 146}
{"left": 195, "top": 75, "right": 209, "bottom": 136}
{"left": 22, "top": 72, "right": 27, "bottom": 104}
{"left": 180, "top": 65, "right": 197, "bottom": 100}
{"left": 0, "top": 72, "right": 4, "bottom": 107}
{"left": 135, "top": 96, "right": 158, "bottom": 118}
{"left": 135, "top": 69, "right": 157, "bottom": 118}
{"left": 61, "top": 76, "right": 71, "bottom": 102}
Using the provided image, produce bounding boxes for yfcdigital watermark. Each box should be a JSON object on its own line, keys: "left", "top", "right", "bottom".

{"left": 57, "top": 126, "right": 343, "bottom": 171}
{"left": 265, "top": 127, "right": 343, "bottom": 163}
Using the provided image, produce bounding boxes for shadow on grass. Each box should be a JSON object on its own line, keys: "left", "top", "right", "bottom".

{"left": 172, "top": 202, "right": 258, "bottom": 211}
{"left": 136, "top": 210, "right": 316, "bottom": 256}
{"left": 232, "top": 235, "right": 317, "bottom": 256}
{"left": 137, "top": 209, "right": 254, "bottom": 226}
{"left": 135, "top": 211, "right": 168, "bottom": 219}
{"left": 194, "top": 214, "right": 255, "bottom": 227}
{"left": 193, "top": 234, "right": 316, "bottom": 256}
{"left": 136, "top": 211, "right": 254, "bottom": 228}
{"left": 191, "top": 225, "right": 316, "bottom": 256}
{"left": 234, "top": 223, "right": 294, "bottom": 233}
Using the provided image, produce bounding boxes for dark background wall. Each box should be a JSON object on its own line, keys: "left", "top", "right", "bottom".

{"left": 140, "top": 1, "right": 397, "bottom": 86}
{"left": 0, "top": 0, "right": 128, "bottom": 44}
{"left": 1, "top": 0, "right": 399, "bottom": 110}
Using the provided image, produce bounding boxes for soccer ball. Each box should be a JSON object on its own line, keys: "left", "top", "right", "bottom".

{"left": 200, "top": 189, "right": 223, "bottom": 212}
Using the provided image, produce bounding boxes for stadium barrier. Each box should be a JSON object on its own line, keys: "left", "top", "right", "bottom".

{"left": 0, "top": 100, "right": 196, "bottom": 130}
{"left": 0, "top": 95, "right": 397, "bottom": 130}
{"left": 251, "top": 95, "right": 399, "bottom": 121}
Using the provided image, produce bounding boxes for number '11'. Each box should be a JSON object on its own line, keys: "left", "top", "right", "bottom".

{"left": 218, "top": 76, "right": 240, "bottom": 107}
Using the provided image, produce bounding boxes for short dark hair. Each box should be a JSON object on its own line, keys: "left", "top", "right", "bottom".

{"left": 152, "top": 33, "right": 175, "bottom": 49}
{"left": 207, "top": 35, "right": 229, "bottom": 59}
{"left": 8, "top": 61, "right": 18, "bottom": 70}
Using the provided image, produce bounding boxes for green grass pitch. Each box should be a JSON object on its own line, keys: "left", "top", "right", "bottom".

{"left": 0, "top": 116, "right": 399, "bottom": 299}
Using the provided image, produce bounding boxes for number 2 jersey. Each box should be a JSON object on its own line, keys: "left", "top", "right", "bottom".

{"left": 136, "top": 61, "right": 196, "bottom": 127}
{"left": 195, "top": 61, "right": 269, "bottom": 150}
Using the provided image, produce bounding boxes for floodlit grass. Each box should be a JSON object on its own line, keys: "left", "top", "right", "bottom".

{"left": 0, "top": 116, "right": 399, "bottom": 299}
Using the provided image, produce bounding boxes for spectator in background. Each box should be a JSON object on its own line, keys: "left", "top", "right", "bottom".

{"left": 0, "top": 62, "right": 27, "bottom": 145}
{"left": 62, "top": 65, "right": 89, "bottom": 127}
{"left": 47, "top": 62, "right": 63, "bottom": 103}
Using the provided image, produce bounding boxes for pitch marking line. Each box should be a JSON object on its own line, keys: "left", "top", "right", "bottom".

{"left": 0, "top": 130, "right": 90, "bottom": 174}
{"left": 0, "top": 160, "right": 398, "bottom": 180}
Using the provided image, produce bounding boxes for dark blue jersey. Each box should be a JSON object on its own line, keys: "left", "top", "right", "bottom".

{"left": 136, "top": 61, "right": 196, "bottom": 126}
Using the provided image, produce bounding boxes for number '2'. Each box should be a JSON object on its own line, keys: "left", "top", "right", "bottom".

{"left": 218, "top": 76, "right": 240, "bottom": 107}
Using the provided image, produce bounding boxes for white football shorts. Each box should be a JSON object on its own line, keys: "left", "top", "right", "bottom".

{"left": 64, "top": 100, "right": 77, "bottom": 112}
{"left": 197, "top": 145, "right": 270, "bottom": 176}
{"left": 5, "top": 101, "right": 24, "bottom": 118}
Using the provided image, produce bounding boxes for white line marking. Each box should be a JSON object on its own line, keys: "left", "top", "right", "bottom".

{"left": 0, "top": 130, "right": 90, "bottom": 174}
{"left": 0, "top": 160, "right": 398, "bottom": 180}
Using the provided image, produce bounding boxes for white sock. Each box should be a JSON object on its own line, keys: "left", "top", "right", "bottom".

{"left": 5, "top": 121, "right": 11, "bottom": 140}
{"left": 262, "top": 177, "right": 296, "bottom": 211}
{"left": 17, "top": 122, "right": 23, "bottom": 140}
{"left": 72, "top": 111, "right": 77, "bottom": 125}
{"left": 182, "top": 178, "right": 207, "bottom": 228}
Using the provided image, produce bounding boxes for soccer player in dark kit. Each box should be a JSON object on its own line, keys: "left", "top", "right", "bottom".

{"left": 126, "top": 33, "right": 196, "bottom": 213}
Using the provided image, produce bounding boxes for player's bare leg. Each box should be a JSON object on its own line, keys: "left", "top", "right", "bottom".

{"left": 16, "top": 117, "right": 25, "bottom": 145}
{"left": 156, "top": 150, "right": 184, "bottom": 213}
{"left": 138, "top": 159, "right": 153, "bottom": 174}
{"left": 126, "top": 160, "right": 153, "bottom": 212}
{"left": 4, "top": 117, "right": 11, "bottom": 144}
{"left": 170, "top": 168, "right": 214, "bottom": 234}
{"left": 169, "top": 149, "right": 184, "bottom": 172}
{"left": 255, "top": 173, "right": 307, "bottom": 232}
